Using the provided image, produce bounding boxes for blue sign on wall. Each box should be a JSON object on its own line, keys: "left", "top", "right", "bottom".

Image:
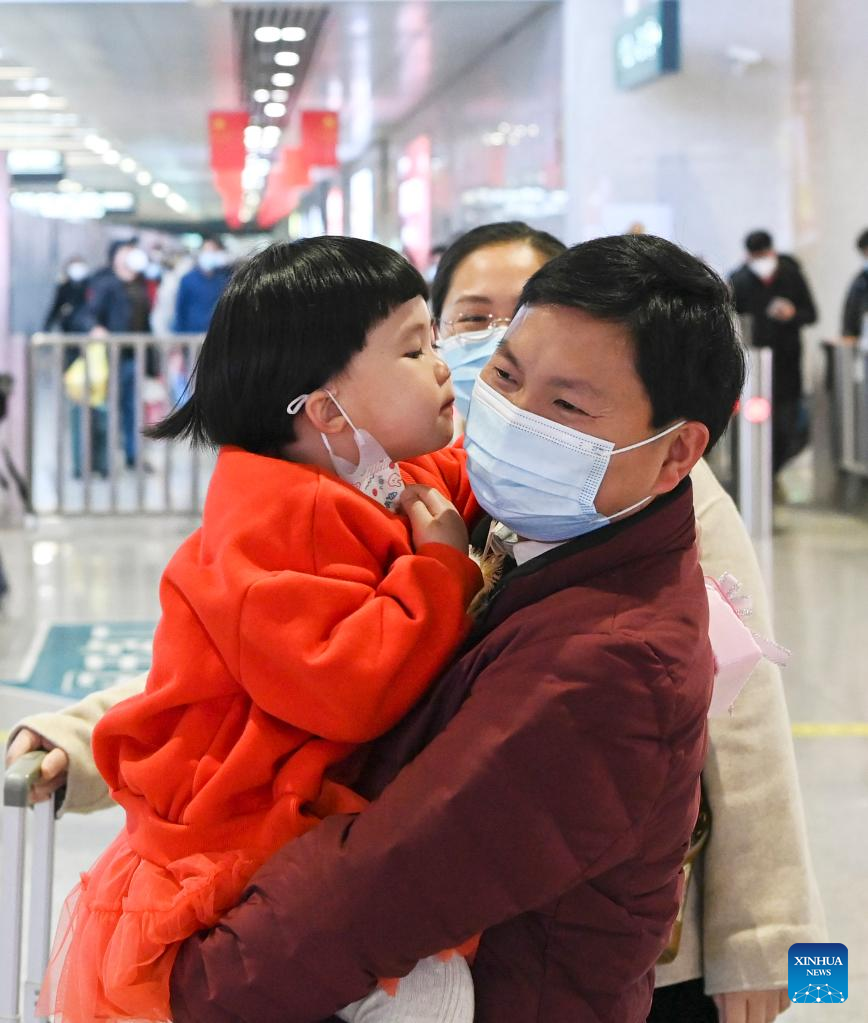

{"left": 614, "top": 1, "right": 680, "bottom": 91}
{"left": 4, "top": 622, "right": 154, "bottom": 701}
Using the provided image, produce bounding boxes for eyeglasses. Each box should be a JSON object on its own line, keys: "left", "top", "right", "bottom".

{"left": 438, "top": 313, "right": 512, "bottom": 338}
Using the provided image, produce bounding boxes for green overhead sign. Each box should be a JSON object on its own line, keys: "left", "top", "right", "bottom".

{"left": 614, "top": 1, "right": 681, "bottom": 90}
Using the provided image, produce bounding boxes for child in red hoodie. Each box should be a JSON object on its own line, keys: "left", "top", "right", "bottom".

{"left": 41, "top": 238, "right": 481, "bottom": 1023}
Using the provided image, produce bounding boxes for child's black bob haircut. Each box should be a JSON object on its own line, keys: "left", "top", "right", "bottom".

{"left": 519, "top": 234, "right": 746, "bottom": 453}
{"left": 148, "top": 237, "right": 427, "bottom": 454}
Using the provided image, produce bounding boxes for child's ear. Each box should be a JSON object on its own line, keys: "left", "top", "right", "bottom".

{"left": 304, "top": 389, "right": 348, "bottom": 435}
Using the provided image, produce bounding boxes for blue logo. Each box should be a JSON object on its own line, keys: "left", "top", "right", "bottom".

{"left": 788, "top": 943, "right": 848, "bottom": 1003}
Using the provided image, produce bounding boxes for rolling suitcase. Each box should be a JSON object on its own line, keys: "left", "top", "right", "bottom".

{"left": 1, "top": 752, "right": 54, "bottom": 1023}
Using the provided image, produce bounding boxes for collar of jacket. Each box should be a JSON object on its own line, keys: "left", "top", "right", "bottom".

{"left": 470, "top": 477, "right": 695, "bottom": 635}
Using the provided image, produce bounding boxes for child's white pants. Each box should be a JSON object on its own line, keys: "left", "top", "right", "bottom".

{"left": 336, "top": 954, "right": 474, "bottom": 1023}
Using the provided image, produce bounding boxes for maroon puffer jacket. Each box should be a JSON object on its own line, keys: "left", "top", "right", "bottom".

{"left": 171, "top": 480, "right": 712, "bottom": 1023}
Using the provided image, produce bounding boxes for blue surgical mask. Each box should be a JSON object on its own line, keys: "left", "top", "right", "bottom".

{"left": 464, "top": 377, "right": 685, "bottom": 542}
{"left": 199, "top": 250, "right": 228, "bottom": 273}
{"left": 439, "top": 326, "right": 507, "bottom": 420}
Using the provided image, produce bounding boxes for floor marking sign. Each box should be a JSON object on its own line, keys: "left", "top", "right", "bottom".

{"left": 3, "top": 622, "right": 154, "bottom": 701}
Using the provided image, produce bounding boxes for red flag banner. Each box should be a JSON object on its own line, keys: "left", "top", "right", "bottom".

{"left": 209, "top": 111, "right": 247, "bottom": 172}
{"left": 301, "top": 110, "right": 339, "bottom": 168}
{"left": 212, "top": 168, "right": 244, "bottom": 228}
{"left": 281, "top": 148, "right": 310, "bottom": 188}
{"left": 256, "top": 149, "right": 309, "bottom": 228}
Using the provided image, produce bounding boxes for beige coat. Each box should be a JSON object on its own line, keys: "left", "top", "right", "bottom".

{"left": 8, "top": 459, "right": 825, "bottom": 995}
{"left": 655, "top": 459, "right": 826, "bottom": 993}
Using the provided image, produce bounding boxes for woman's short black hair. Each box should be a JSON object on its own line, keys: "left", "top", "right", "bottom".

{"left": 519, "top": 234, "right": 746, "bottom": 452}
{"left": 430, "top": 221, "right": 566, "bottom": 320}
{"left": 148, "top": 237, "right": 427, "bottom": 453}
{"left": 856, "top": 228, "right": 868, "bottom": 253}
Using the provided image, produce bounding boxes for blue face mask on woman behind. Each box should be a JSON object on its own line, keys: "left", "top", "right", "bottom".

{"left": 439, "top": 326, "right": 508, "bottom": 420}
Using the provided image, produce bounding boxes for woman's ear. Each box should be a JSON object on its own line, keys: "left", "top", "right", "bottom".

{"left": 303, "top": 389, "right": 348, "bottom": 436}
{"left": 650, "top": 421, "right": 710, "bottom": 495}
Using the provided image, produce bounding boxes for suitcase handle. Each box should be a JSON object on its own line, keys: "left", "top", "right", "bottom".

{"left": 1, "top": 751, "right": 54, "bottom": 1023}
{"left": 3, "top": 752, "right": 47, "bottom": 808}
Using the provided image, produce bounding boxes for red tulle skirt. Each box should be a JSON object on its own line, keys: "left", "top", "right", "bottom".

{"left": 37, "top": 830, "right": 262, "bottom": 1023}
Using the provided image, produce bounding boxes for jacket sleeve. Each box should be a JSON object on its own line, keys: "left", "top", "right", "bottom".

{"left": 727, "top": 270, "right": 749, "bottom": 314}
{"left": 75, "top": 282, "right": 101, "bottom": 333}
{"left": 235, "top": 513, "right": 481, "bottom": 743}
{"left": 788, "top": 259, "right": 818, "bottom": 328}
{"left": 841, "top": 275, "right": 867, "bottom": 338}
{"left": 171, "top": 633, "right": 673, "bottom": 1023}
{"left": 678, "top": 460, "right": 826, "bottom": 995}
{"left": 400, "top": 444, "right": 480, "bottom": 525}
{"left": 173, "top": 275, "right": 190, "bottom": 333}
{"left": 5, "top": 675, "right": 147, "bottom": 816}
{"left": 43, "top": 286, "right": 64, "bottom": 332}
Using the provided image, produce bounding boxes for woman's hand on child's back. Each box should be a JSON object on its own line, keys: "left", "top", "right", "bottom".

{"left": 400, "top": 485, "right": 469, "bottom": 554}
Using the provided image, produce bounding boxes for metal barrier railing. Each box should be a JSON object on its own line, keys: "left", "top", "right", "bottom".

{"left": 820, "top": 334, "right": 868, "bottom": 481}
{"left": 28, "top": 333, "right": 214, "bottom": 516}
{"left": 704, "top": 316, "right": 774, "bottom": 540}
{"left": 734, "top": 347, "right": 774, "bottom": 539}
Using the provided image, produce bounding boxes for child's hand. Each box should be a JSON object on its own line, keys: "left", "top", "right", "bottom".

{"left": 400, "top": 485, "right": 469, "bottom": 554}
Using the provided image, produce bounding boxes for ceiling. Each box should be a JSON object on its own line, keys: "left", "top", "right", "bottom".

{"left": 0, "top": 0, "right": 549, "bottom": 227}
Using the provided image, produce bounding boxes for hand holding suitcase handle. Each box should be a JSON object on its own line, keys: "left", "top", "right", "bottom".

{"left": 5, "top": 732, "right": 68, "bottom": 805}
{"left": 4, "top": 751, "right": 48, "bottom": 808}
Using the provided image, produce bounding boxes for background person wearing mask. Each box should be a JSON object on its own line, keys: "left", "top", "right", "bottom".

{"left": 841, "top": 228, "right": 868, "bottom": 345}
{"left": 149, "top": 248, "right": 193, "bottom": 336}
{"left": 728, "top": 230, "right": 818, "bottom": 485}
{"left": 433, "top": 223, "right": 823, "bottom": 1023}
{"left": 44, "top": 255, "right": 108, "bottom": 477}
{"left": 173, "top": 236, "right": 232, "bottom": 334}
{"left": 81, "top": 239, "right": 153, "bottom": 468}
{"left": 43, "top": 255, "right": 91, "bottom": 333}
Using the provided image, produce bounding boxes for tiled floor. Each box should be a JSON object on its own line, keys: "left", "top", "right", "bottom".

{"left": 1, "top": 491, "right": 866, "bottom": 1020}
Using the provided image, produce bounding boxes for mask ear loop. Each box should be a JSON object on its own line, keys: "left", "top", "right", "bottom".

{"left": 611, "top": 419, "right": 686, "bottom": 455}
{"left": 286, "top": 389, "right": 361, "bottom": 460}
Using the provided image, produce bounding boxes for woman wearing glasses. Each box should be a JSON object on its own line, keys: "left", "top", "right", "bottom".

{"left": 432, "top": 222, "right": 566, "bottom": 428}
{"left": 430, "top": 221, "right": 822, "bottom": 1023}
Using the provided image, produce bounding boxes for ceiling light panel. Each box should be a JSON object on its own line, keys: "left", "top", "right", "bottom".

{"left": 234, "top": 5, "right": 328, "bottom": 130}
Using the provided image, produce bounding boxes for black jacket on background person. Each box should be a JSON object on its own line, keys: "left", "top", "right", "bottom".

{"left": 842, "top": 269, "right": 868, "bottom": 339}
{"left": 78, "top": 268, "right": 148, "bottom": 336}
{"left": 78, "top": 268, "right": 157, "bottom": 374}
{"left": 728, "top": 254, "right": 817, "bottom": 404}
{"left": 43, "top": 279, "right": 89, "bottom": 334}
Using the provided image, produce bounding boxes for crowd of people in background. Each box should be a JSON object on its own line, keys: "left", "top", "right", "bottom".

{"left": 42, "top": 222, "right": 868, "bottom": 489}
{"left": 42, "top": 235, "right": 234, "bottom": 477}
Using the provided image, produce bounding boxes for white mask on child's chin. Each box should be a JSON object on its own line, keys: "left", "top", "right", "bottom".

{"left": 286, "top": 390, "right": 405, "bottom": 512}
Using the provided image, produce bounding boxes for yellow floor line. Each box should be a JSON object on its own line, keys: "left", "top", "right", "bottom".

{"left": 792, "top": 722, "right": 868, "bottom": 737}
